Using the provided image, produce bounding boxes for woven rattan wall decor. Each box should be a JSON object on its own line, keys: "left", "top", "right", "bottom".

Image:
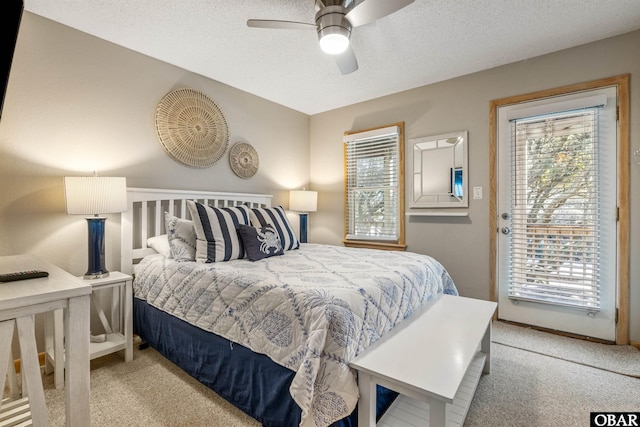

{"left": 229, "top": 142, "right": 259, "bottom": 178}
{"left": 155, "top": 88, "right": 229, "bottom": 168}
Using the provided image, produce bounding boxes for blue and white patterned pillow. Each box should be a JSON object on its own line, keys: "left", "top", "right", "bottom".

{"left": 237, "top": 224, "right": 284, "bottom": 261}
{"left": 249, "top": 206, "right": 300, "bottom": 251}
{"left": 164, "top": 212, "right": 196, "bottom": 261}
{"left": 186, "top": 200, "right": 251, "bottom": 262}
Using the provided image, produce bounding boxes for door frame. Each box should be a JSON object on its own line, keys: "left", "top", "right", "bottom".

{"left": 489, "top": 75, "right": 630, "bottom": 344}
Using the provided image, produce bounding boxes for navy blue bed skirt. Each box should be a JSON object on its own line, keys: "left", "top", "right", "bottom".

{"left": 133, "top": 297, "right": 398, "bottom": 427}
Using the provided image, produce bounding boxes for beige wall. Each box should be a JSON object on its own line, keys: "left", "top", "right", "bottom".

{"left": 0, "top": 12, "right": 310, "bottom": 277}
{"left": 309, "top": 30, "right": 640, "bottom": 341}
{"left": 0, "top": 13, "right": 310, "bottom": 351}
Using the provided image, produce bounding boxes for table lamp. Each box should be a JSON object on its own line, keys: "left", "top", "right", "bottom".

{"left": 64, "top": 176, "right": 127, "bottom": 279}
{"left": 289, "top": 189, "right": 317, "bottom": 243}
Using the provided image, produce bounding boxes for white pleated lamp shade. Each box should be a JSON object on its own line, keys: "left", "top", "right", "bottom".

{"left": 289, "top": 190, "right": 317, "bottom": 213}
{"left": 64, "top": 176, "right": 128, "bottom": 215}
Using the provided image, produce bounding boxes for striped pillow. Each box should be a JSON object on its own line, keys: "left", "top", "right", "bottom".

{"left": 186, "top": 200, "right": 251, "bottom": 262}
{"left": 249, "top": 206, "right": 300, "bottom": 251}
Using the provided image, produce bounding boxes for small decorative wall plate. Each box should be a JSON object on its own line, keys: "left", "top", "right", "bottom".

{"left": 155, "top": 88, "right": 229, "bottom": 168}
{"left": 229, "top": 142, "right": 259, "bottom": 178}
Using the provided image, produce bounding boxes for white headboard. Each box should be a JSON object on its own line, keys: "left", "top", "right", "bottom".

{"left": 120, "top": 187, "right": 273, "bottom": 275}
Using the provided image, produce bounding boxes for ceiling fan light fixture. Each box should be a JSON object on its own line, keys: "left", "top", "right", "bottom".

{"left": 316, "top": 6, "right": 351, "bottom": 55}
{"left": 319, "top": 31, "right": 349, "bottom": 54}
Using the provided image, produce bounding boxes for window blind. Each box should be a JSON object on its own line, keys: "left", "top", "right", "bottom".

{"left": 344, "top": 126, "right": 400, "bottom": 241}
{"left": 508, "top": 108, "right": 602, "bottom": 310}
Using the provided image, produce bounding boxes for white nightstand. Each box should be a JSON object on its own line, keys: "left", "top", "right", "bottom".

{"left": 45, "top": 271, "right": 133, "bottom": 388}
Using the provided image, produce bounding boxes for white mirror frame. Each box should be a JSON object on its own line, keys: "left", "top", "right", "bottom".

{"left": 409, "top": 130, "right": 468, "bottom": 208}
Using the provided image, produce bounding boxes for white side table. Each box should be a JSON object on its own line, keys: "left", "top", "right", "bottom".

{"left": 0, "top": 254, "right": 91, "bottom": 427}
{"left": 45, "top": 271, "right": 133, "bottom": 388}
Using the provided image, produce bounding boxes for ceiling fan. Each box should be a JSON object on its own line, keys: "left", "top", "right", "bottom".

{"left": 247, "top": 0, "right": 415, "bottom": 75}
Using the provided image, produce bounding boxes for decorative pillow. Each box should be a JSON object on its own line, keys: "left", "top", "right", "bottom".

{"left": 146, "top": 234, "right": 171, "bottom": 258}
{"left": 164, "top": 212, "right": 196, "bottom": 262}
{"left": 249, "top": 206, "right": 300, "bottom": 251}
{"left": 186, "top": 200, "right": 251, "bottom": 262}
{"left": 237, "top": 224, "right": 284, "bottom": 261}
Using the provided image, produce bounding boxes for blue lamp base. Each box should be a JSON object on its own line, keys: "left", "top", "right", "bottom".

{"left": 299, "top": 213, "right": 308, "bottom": 244}
{"left": 85, "top": 217, "right": 109, "bottom": 279}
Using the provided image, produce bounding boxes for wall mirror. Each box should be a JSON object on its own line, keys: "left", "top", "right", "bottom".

{"left": 410, "top": 130, "right": 468, "bottom": 208}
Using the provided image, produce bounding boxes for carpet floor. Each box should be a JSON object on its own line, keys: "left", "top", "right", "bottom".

{"left": 465, "top": 337, "right": 640, "bottom": 426}
{"left": 4, "top": 321, "right": 640, "bottom": 426}
{"left": 492, "top": 321, "right": 640, "bottom": 378}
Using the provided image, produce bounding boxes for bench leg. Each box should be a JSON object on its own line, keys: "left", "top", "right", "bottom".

{"left": 0, "top": 320, "right": 16, "bottom": 401}
{"left": 357, "top": 372, "right": 376, "bottom": 427}
{"left": 430, "top": 400, "right": 446, "bottom": 426}
{"left": 44, "top": 309, "right": 65, "bottom": 388}
{"left": 16, "top": 315, "right": 50, "bottom": 426}
{"left": 124, "top": 279, "right": 133, "bottom": 362}
{"left": 481, "top": 321, "right": 492, "bottom": 374}
{"left": 7, "top": 348, "right": 20, "bottom": 398}
{"left": 65, "top": 294, "right": 91, "bottom": 427}
{"left": 53, "top": 309, "right": 65, "bottom": 388}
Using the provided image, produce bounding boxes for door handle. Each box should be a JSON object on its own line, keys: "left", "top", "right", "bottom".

{"left": 501, "top": 227, "right": 511, "bottom": 235}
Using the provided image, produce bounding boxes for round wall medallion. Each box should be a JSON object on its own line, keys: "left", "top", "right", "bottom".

{"left": 229, "top": 142, "right": 259, "bottom": 179}
{"left": 155, "top": 88, "right": 229, "bottom": 168}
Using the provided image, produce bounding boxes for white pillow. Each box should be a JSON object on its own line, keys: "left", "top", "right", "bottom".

{"left": 146, "top": 234, "right": 171, "bottom": 258}
{"left": 165, "top": 212, "right": 196, "bottom": 262}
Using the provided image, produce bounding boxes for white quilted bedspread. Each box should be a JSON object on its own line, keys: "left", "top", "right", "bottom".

{"left": 133, "top": 243, "right": 458, "bottom": 427}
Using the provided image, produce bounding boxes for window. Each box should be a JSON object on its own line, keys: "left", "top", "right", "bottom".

{"left": 343, "top": 122, "right": 405, "bottom": 250}
{"left": 509, "top": 106, "right": 605, "bottom": 309}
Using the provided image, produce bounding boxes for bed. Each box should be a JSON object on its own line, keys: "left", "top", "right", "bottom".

{"left": 121, "top": 188, "right": 459, "bottom": 427}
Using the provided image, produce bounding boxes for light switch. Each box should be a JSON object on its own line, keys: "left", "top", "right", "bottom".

{"left": 473, "top": 186, "right": 483, "bottom": 200}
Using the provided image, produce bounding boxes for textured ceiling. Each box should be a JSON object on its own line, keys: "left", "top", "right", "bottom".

{"left": 23, "top": 0, "right": 640, "bottom": 115}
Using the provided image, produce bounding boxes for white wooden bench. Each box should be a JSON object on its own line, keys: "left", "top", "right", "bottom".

{"left": 349, "top": 294, "right": 497, "bottom": 427}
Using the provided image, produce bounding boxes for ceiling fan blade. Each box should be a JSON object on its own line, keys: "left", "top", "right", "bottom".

{"left": 335, "top": 45, "right": 358, "bottom": 75}
{"left": 345, "top": 0, "right": 415, "bottom": 27}
{"left": 247, "top": 19, "right": 316, "bottom": 30}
